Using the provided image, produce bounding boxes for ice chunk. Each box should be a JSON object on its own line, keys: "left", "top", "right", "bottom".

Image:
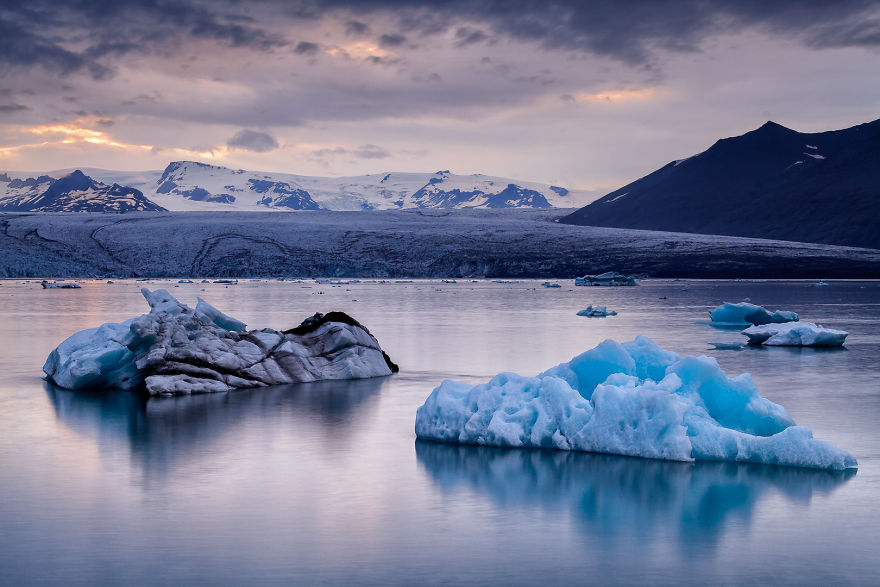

{"left": 415, "top": 336, "right": 856, "bottom": 470}
{"left": 709, "top": 301, "right": 798, "bottom": 325}
{"left": 742, "top": 322, "right": 847, "bottom": 347}
{"left": 575, "top": 272, "right": 636, "bottom": 286}
{"left": 708, "top": 341, "right": 745, "bottom": 350}
{"left": 41, "top": 280, "right": 81, "bottom": 289}
{"left": 44, "top": 289, "right": 396, "bottom": 395}
{"left": 576, "top": 305, "right": 617, "bottom": 317}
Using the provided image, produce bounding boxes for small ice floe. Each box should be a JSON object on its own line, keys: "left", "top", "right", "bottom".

{"left": 414, "top": 336, "right": 856, "bottom": 470}
{"left": 813, "top": 281, "right": 829, "bottom": 287}
{"left": 575, "top": 271, "right": 637, "bottom": 286}
{"left": 43, "top": 289, "right": 397, "bottom": 396}
{"left": 542, "top": 282, "right": 562, "bottom": 288}
{"left": 315, "top": 278, "right": 361, "bottom": 285}
{"left": 708, "top": 341, "right": 745, "bottom": 350}
{"left": 493, "top": 280, "right": 520, "bottom": 284}
{"left": 577, "top": 305, "right": 617, "bottom": 317}
{"left": 41, "top": 280, "right": 81, "bottom": 289}
{"left": 742, "top": 322, "right": 847, "bottom": 347}
{"left": 442, "top": 279, "right": 457, "bottom": 284}
{"left": 709, "top": 301, "right": 798, "bottom": 326}
{"left": 178, "top": 279, "right": 194, "bottom": 284}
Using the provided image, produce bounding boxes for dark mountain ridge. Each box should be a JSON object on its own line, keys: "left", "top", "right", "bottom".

{"left": 561, "top": 119, "right": 880, "bottom": 249}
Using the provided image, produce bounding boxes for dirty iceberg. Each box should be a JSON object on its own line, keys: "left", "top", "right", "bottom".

{"left": 44, "top": 289, "right": 397, "bottom": 395}
{"left": 415, "top": 336, "right": 856, "bottom": 470}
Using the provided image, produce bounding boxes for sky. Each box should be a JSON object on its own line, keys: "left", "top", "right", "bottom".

{"left": 1, "top": 0, "right": 879, "bottom": 196}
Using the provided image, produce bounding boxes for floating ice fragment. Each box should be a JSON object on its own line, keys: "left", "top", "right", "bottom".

{"left": 709, "top": 301, "right": 798, "bottom": 325}
{"left": 577, "top": 305, "right": 617, "bottom": 317}
{"left": 742, "top": 322, "right": 847, "bottom": 347}
{"left": 415, "top": 336, "right": 856, "bottom": 470}
{"left": 43, "top": 289, "right": 396, "bottom": 395}
{"left": 575, "top": 272, "right": 636, "bottom": 286}
{"left": 709, "top": 341, "right": 745, "bottom": 350}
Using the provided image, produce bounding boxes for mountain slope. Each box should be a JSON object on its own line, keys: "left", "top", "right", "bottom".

{"left": 560, "top": 119, "right": 880, "bottom": 249}
{"left": 64, "top": 162, "right": 580, "bottom": 211}
{"left": 0, "top": 170, "right": 165, "bottom": 213}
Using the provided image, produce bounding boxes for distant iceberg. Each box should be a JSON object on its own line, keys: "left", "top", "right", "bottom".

{"left": 575, "top": 272, "right": 636, "bottom": 286}
{"left": 43, "top": 289, "right": 397, "bottom": 395}
{"left": 742, "top": 322, "right": 847, "bottom": 347}
{"left": 577, "top": 305, "right": 617, "bottom": 317}
{"left": 709, "top": 301, "right": 798, "bottom": 325}
{"left": 41, "top": 280, "right": 81, "bottom": 289}
{"left": 415, "top": 336, "right": 856, "bottom": 470}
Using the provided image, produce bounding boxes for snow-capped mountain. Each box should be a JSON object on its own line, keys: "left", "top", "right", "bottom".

{"left": 59, "top": 161, "right": 579, "bottom": 211}
{"left": 561, "top": 118, "right": 880, "bottom": 250}
{"left": 0, "top": 170, "right": 165, "bottom": 213}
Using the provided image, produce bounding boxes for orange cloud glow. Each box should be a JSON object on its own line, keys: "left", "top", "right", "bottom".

{"left": 569, "top": 87, "right": 661, "bottom": 104}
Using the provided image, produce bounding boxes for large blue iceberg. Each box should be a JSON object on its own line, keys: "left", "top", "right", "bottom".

{"left": 415, "top": 337, "right": 856, "bottom": 470}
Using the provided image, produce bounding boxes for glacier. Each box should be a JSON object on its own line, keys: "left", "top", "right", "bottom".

{"left": 709, "top": 302, "right": 798, "bottom": 326}
{"left": 43, "top": 289, "right": 397, "bottom": 395}
{"left": 414, "top": 336, "right": 856, "bottom": 470}
{"left": 742, "top": 322, "right": 848, "bottom": 347}
{"left": 709, "top": 301, "right": 798, "bottom": 325}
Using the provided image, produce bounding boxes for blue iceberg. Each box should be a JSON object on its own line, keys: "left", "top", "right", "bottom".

{"left": 415, "top": 336, "right": 856, "bottom": 470}
{"left": 709, "top": 301, "right": 798, "bottom": 325}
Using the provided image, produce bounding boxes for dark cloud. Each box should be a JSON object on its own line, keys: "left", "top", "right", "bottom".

{"left": 0, "top": 0, "right": 288, "bottom": 80}
{"left": 227, "top": 129, "right": 280, "bottom": 152}
{"left": 455, "top": 27, "right": 489, "bottom": 47}
{"left": 345, "top": 20, "right": 371, "bottom": 36}
{"left": 379, "top": 33, "right": 407, "bottom": 47}
{"left": 294, "top": 41, "right": 321, "bottom": 55}
{"left": 0, "top": 0, "right": 877, "bottom": 83}
{"left": 0, "top": 104, "right": 30, "bottom": 114}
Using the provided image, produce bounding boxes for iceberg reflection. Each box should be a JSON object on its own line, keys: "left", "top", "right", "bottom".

{"left": 45, "top": 377, "right": 388, "bottom": 484}
{"left": 416, "top": 441, "right": 854, "bottom": 554}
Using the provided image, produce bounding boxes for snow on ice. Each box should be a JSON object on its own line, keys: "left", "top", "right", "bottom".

{"left": 415, "top": 336, "right": 856, "bottom": 470}
{"left": 742, "top": 322, "right": 848, "bottom": 347}
{"left": 709, "top": 301, "right": 798, "bottom": 325}
{"left": 43, "top": 289, "right": 396, "bottom": 395}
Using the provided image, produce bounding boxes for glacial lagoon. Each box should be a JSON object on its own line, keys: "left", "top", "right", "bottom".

{"left": 1, "top": 279, "right": 878, "bottom": 584}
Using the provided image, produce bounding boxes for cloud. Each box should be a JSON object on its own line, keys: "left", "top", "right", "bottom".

{"left": 455, "top": 27, "right": 489, "bottom": 47}
{"left": 227, "top": 129, "right": 280, "bottom": 152}
{"left": 311, "top": 143, "right": 391, "bottom": 159}
{"left": 345, "top": 20, "right": 371, "bottom": 36}
{"left": 0, "top": 104, "right": 30, "bottom": 114}
{"left": 294, "top": 41, "right": 321, "bottom": 55}
{"left": 0, "top": 0, "right": 288, "bottom": 80}
{"left": 0, "top": 1, "right": 876, "bottom": 85}
{"left": 379, "top": 33, "right": 407, "bottom": 47}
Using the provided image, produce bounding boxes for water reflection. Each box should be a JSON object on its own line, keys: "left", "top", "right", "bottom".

{"left": 45, "top": 377, "right": 389, "bottom": 483}
{"left": 416, "top": 441, "right": 855, "bottom": 555}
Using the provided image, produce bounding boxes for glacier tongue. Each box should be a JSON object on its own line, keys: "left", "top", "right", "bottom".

{"left": 414, "top": 336, "right": 856, "bottom": 470}
{"left": 43, "top": 289, "right": 396, "bottom": 395}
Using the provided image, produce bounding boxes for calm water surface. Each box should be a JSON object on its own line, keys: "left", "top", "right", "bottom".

{"left": 1, "top": 279, "right": 878, "bottom": 585}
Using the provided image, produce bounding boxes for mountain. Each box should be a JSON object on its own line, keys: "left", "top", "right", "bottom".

{"left": 64, "top": 161, "right": 581, "bottom": 211}
{"left": 560, "top": 119, "right": 880, "bottom": 249}
{"left": 0, "top": 170, "right": 165, "bottom": 213}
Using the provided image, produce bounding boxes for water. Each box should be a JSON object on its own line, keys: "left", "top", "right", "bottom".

{"left": 1, "top": 279, "right": 879, "bottom": 585}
